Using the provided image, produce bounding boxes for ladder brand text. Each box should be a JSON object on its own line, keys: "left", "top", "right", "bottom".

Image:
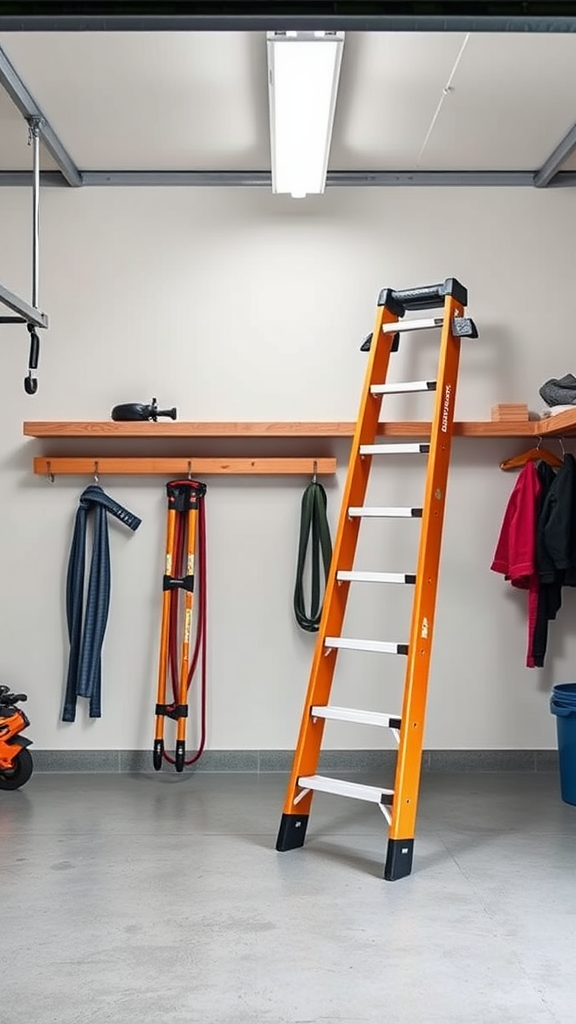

{"left": 441, "top": 384, "right": 452, "bottom": 434}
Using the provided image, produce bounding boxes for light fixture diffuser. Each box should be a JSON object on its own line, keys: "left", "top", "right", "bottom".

{"left": 266, "top": 31, "right": 345, "bottom": 199}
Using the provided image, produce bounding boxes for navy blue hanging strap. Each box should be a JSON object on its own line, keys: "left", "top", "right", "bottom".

{"left": 62, "top": 485, "right": 141, "bottom": 722}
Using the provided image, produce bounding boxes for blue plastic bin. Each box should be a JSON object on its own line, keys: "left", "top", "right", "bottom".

{"left": 550, "top": 683, "right": 576, "bottom": 806}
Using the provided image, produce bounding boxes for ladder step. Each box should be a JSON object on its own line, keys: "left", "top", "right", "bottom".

{"left": 371, "top": 380, "right": 437, "bottom": 395}
{"left": 337, "top": 570, "right": 416, "bottom": 584}
{"left": 325, "top": 637, "right": 409, "bottom": 655}
{"left": 298, "top": 774, "right": 394, "bottom": 805}
{"left": 360, "top": 443, "right": 430, "bottom": 456}
{"left": 382, "top": 317, "right": 443, "bottom": 334}
{"left": 311, "top": 705, "right": 401, "bottom": 729}
{"left": 348, "top": 506, "right": 423, "bottom": 518}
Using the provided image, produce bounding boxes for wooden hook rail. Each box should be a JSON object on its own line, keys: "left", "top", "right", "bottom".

{"left": 33, "top": 457, "right": 337, "bottom": 479}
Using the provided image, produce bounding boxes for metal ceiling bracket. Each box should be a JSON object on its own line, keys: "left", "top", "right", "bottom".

{"left": 534, "top": 122, "right": 576, "bottom": 188}
{"left": 0, "top": 282, "right": 47, "bottom": 329}
{"left": 0, "top": 44, "right": 82, "bottom": 187}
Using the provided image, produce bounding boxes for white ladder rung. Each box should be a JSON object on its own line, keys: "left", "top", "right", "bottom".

{"left": 311, "top": 705, "right": 401, "bottom": 729}
{"left": 297, "top": 775, "right": 394, "bottom": 805}
{"left": 337, "top": 570, "right": 416, "bottom": 584}
{"left": 360, "top": 443, "right": 430, "bottom": 456}
{"left": 382, "top": 317, "right": 443, "bottom": 334}
{"left": 348, "top": 506, "right": 422, "bottom": 518}
{"left": 325, "top": 637, "right": 408, "bottom": 655}
{"left": 371, "top": 380, "right": 437, "bottom": 395}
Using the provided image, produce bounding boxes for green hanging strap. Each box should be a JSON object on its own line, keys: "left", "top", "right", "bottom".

{"left": 293, "top": 478, "right": 333, "bottom": 632}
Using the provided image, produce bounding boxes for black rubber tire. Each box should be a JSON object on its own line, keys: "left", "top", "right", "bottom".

{"left": 0, "top": 748, "right": 33, "bottom": 790}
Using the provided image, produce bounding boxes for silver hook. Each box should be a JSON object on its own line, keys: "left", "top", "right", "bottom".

{"left": 93, "top": 460, "right": 99, "bottom": 484}
{"left": 536, "top": 435, "right": 543, "bottom": 450}
{"left": 187, "top": 460, "right": 193, "bottom": 480}
{"left": 312, "top": 460, "right": 318, "bottom": 484}
{"left": 46, "top": 460, "right": 54, "bottom": 484}
{"left": 559, "top": 437, "right": 566, "bottom": 458}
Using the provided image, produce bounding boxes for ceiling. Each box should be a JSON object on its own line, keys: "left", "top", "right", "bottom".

{"left": 0, "top": 31, "right": 575, "bottom": 176}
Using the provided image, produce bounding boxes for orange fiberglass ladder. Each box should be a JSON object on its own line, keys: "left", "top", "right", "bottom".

{"left": 276, "top": 278, "right": 478, "bottom": 880}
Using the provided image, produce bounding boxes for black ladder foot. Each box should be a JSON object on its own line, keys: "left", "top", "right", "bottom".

{"left": 384, "top": 838, "right": 414, "bottom": 881}
{"left": 153, "top": 740, "right": 163, "bottom": 771}
{"left": 276, "top": 812, "right": 309, "bottom": 851}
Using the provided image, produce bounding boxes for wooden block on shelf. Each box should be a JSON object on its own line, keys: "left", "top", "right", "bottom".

{"left": 491, "top": 404, "right": 529, "bottom": 422}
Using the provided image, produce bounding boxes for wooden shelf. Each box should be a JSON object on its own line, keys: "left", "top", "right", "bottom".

{"left": 23, "top": 415, "right": 576, "bottom": 439}
{"left": 533, "top": 409, "right": 576, "bottom": 437}
{"left": 23, "top": 421, "right": 356, "bottom": 438}
{"left": 26, "top": 414, "right": 576, "bottom": 481}
{"left": 34, "top": 457, "right": 337, "bottom": 478}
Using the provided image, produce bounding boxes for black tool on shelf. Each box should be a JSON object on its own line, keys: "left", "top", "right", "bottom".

{"left": 111, "top": 398, "right": 177, "bottom": 422}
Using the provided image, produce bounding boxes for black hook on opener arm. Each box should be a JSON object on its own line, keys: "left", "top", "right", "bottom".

{"left": 24, "top": 323, "right": 39, "bottom": 395}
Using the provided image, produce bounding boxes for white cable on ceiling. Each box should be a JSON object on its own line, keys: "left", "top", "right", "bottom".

{"left": 416, "top": 33, "right": 470, "bottom": 167}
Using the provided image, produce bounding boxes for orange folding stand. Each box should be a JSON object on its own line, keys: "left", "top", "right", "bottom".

{"left": 276, "top": 279, "right": 477, "bottom": 880}
{"left": 153, "top": 479, "right": 207, "bottom": 773}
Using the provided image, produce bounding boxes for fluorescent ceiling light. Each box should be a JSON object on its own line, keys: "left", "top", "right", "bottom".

{"left": 267, "top": 31, "right": 345, "bottom": 199}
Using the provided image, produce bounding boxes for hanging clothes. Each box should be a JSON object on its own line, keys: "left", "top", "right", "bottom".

{"left": 491, "top": 461, "right": 541, "bottom": 668}
{"left": 532, "top": 453, "right": 576, "bottom": 666}
{"left": 531, "top": 460, "right": 560, "bottom": 667}
{"left": 62, "top": 485, "right": 141, "bottom": 722}
{"left": 537, "top": 453, "right": 576, "bottom": 581}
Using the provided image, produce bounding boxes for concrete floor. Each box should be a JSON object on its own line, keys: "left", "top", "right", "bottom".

{"left": 2, "top": 770, "right": 575, "bottom": 1024}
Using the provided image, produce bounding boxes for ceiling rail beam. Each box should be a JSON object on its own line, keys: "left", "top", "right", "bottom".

{"left": 2, "top": 170, "right": 576, "bottom": 189}
{"left": 78, "top": 170, "right": 565, "bottom": 187}
{"left": 0, "top": 45, "right": 82, "bottom": 187}
{"left": 1, "top": 12, "right": 576, "bottom": 33}
{"left": 82, "top": 170, "right": 272, "bottom": 187}
{"left": 3, "top": 170, "right": 576, "bottom": 188}
{"left": 534, "top": 122, "right": 576, "bottom": 188}
{"left": 0, "top": 171, "right": 78, "bottom": 186}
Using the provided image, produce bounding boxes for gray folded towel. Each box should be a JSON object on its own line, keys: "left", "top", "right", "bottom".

{"left": 539, "top": 374, "right": 576, "bottom": 408}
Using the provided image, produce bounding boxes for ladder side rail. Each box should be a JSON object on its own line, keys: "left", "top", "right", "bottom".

{"left": 277, "top": 302, "right": 398, "bottom": 837}
{"left": 384, "top": 292, "right": 464, "bottom": 881}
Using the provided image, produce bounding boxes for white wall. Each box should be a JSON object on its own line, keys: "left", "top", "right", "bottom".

{"left": 0, "top": 184, "right": 575, "bottom": 751}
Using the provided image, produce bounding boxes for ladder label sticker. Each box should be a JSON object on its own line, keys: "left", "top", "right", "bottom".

{"left": 184, "top": 607, "right": 192, "bottom": 644}
{"left": 166, "top": 554, "right": 172, "bottom": 574}
{"left": 421, "top": 618, "right": 429, "bottom": 639}
{"left": 187, "top": 554, "right": 195, "bottom": 575}
{"left": 441, "top": 383, "right": 452, "bottom": 433}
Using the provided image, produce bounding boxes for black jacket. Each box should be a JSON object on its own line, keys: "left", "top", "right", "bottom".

{"left": 538, "top": 453, "right": 576, "bottom": 586}
{"left": 532, "top": 454, "right": 576, "bottom": 667}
